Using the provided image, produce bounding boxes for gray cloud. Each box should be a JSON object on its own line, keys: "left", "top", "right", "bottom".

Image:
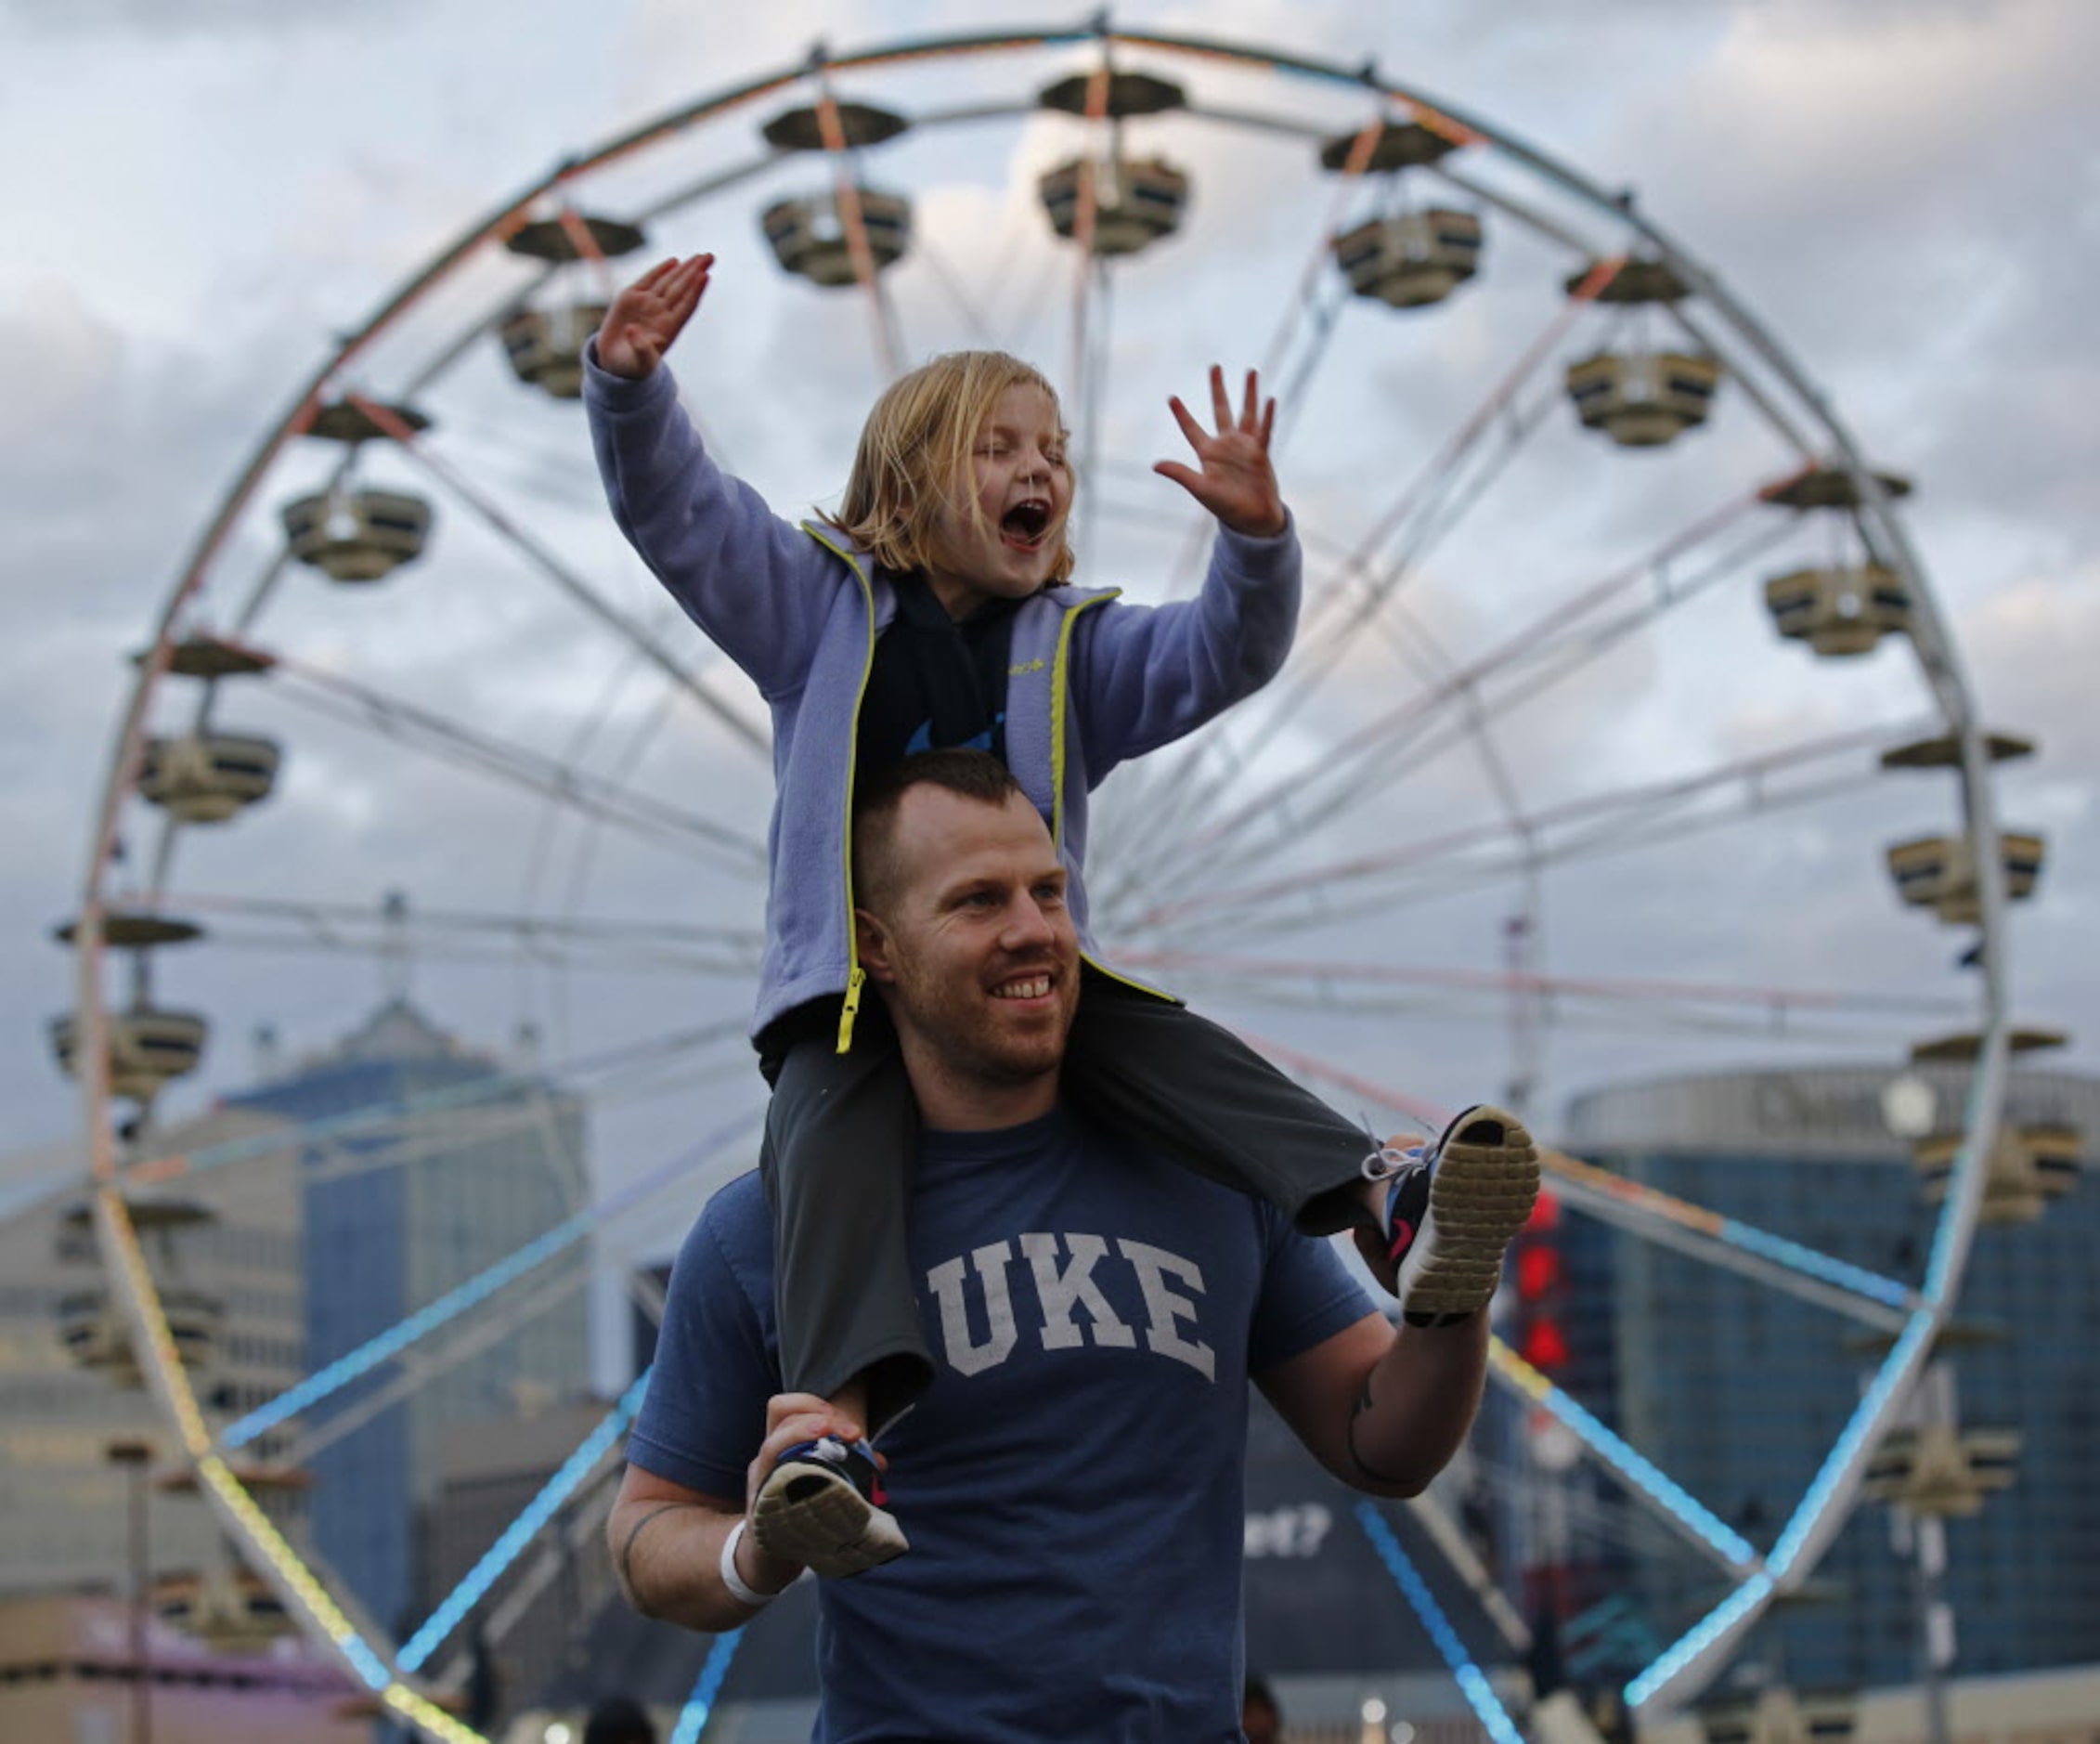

{"left": 0, "top": 0, "right": 402, "bottom": 34}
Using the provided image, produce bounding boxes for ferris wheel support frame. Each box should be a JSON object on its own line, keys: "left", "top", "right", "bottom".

{"left": 72, "top": 23, "right": 2011, "bottom": 1737}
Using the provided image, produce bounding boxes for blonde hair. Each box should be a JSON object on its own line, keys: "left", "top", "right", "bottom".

{"left": 821, "top": 350, "right": 1076, "bottom": 582}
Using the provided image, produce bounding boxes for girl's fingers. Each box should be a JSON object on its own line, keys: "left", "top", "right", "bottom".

{"left": 1166, "top": 394, "right": 1207, "bottom": 450}
{"left": 1208, "top": 363, "right": 1232, "bottom": 430}
{"left": 1240, "top": 370, "right": 1261, "bottom": 430}
{"left": 1260, "top": 397, "right": 1277, "bottom": 449}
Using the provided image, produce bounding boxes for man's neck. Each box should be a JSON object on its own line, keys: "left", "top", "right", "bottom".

{"left": 900, "top": 1042, "right": 1059, "bottom": 1132}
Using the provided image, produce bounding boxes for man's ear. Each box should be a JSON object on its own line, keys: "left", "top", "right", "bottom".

{"left": 853, "top": 907, "right": 897, "bottom": 985}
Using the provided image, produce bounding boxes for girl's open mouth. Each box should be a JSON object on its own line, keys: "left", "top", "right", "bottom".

{"left": 1001, "top": 501, "right": 1051, "bottom": 549}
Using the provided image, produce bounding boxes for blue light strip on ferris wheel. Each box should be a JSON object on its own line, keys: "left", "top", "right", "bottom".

{"left": 668, "top": 1627, "right": 748, "bottom": 1744}
{"left": 221, "top": 1113, "right": 756, "bottom": 1449}
{"left": 397, "top": 1369, "right": 653, "bottom": 1672}
{"left": 1716, "top": 1218, "right": 1912, "bottom": 1308}
{"left": 1768, "top": 1311, "right": 1935, "bottom": 1577}
{"left": 226, "top": 1216, "right": 594, "bottom": 1448}
{"left": 1623, "top": 1571, "right": 1778, "bottom": 1711}
{"left": 1625, "top": 1310, "right": 1937, "bottom": 1709}
{"left": 1491, "top": 1344, "right": 1758, "bottom": 1570}
{"left": 1355, "top": 1502, "right": 1526, "bottom": 1744}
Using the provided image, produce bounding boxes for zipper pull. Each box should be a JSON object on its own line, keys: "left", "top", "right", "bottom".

{"left": 836, "top": 967, "right": 866, "bottom": 1054}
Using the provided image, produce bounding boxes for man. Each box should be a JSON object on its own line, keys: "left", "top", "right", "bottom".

{"left": 607, "top": 750, "right": 1536, "bottom": 1741}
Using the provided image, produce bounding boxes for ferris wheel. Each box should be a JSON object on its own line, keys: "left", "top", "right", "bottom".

{"left": 54, "top": 23, "right": 2042, "bottom": 1742}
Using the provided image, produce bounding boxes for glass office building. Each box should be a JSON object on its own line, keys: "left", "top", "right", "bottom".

{"left": 231, "top": 999, "right": 589, "bottom": 1635}
{"left": 1560, "top": 1061, "right": 2100, "bottom": 1689}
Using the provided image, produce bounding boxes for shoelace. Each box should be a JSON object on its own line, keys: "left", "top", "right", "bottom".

{"left": 1359, "top": 1141, "right": 1423, "bottom": 1181}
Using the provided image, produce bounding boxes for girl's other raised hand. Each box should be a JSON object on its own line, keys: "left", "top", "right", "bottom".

{"left": 596, "top": 254, "right": 714, "bottom": 380}
{"left": 1152, "top": 365, "right": 1286, "bottom": 540}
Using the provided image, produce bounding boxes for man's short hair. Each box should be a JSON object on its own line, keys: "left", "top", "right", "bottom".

{"left": 852, "top": 749, "right": 1029, "bottom": 915}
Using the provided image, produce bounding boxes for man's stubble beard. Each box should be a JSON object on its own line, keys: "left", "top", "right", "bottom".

{"left": 888, "top": 952, "right": 1075, "bottom": 1096}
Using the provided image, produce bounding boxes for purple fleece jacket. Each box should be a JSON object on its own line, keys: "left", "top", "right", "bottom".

{"left": 582, "top": 348, "right": 1303, "bottom": 1043}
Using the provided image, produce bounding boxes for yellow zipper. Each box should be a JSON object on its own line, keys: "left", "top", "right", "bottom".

{"left": 801, "top": 523, "right": 879, "bottom": 1053}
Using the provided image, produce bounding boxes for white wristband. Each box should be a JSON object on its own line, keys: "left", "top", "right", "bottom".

{"left": 719, "top": 1518, "right": 778, "bottom": 1609}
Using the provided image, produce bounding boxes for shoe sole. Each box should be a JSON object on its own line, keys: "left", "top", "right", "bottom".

{"left": 1401, "top": 1106, "right": 1540, "bottom": 1321}
{"left": 751, "top": 1462, "right": 909, "bottom": 1580}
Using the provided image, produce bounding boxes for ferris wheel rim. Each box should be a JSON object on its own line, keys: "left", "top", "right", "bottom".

{"left": 68, "top": 23, "right": 2020, "bottom": 1734}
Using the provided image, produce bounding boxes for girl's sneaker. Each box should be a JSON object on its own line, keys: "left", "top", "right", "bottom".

{"left": 752, "top": 1436, "right": 908, "bottom": 1578}
{"left": 1369, "top": 1105, "right": 1539, "bottom": 1323}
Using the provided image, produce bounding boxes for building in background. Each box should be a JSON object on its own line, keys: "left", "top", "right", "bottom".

{"left": 421, "top": 1397, "right": 623, "bottom": 1724}
{"left": 230, "top": 997, "right": 590, "bottom": 1637}
{"left": 0, "top": 1105, "right": 305, "bottom": 1602}
{"left": 0, "top": 1108, "right": 356, "bottom": 1737}
{"left": 1558, "top": 1061, "right": 2100, "bottom": 1693}
{"left": 0, "top": 1594, "right": 363, "bottom": 1744}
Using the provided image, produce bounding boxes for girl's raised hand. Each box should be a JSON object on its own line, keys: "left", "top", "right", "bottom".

{"left": 1152, "top": 365, "right": 1286, "bottom": 539}
{"left": 596, "top": 254, "right": 715, "bottom": 380}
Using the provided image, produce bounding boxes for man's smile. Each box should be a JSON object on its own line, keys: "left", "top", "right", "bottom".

{"left": 992, "top": 973, "right": 1054, "bottom": 1001}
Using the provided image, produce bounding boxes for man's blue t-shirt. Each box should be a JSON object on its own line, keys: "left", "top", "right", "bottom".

{"left": 629, "top": 1106, "right": 1375, "bottom": 1744}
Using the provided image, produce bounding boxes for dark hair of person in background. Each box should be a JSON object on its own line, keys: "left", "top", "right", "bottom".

{"left": 1242, "top": 1672, "right": 1283, "bottom": 1744}
{"left": 583, "top": 1694, "right": 657, "bottom": 1744}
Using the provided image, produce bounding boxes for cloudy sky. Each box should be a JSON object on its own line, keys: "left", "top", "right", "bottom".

{"left": 5, "top": 0, "right": 2094, "bottom": 1275}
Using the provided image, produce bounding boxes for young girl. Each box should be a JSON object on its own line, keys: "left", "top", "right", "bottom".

{"left": 585, "top": 254, "right": 1537, "bottom": 1580}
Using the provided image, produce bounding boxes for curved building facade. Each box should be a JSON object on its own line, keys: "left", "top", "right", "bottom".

{"left": 1560, "top": 1061, "right": 2100, "bottom": 1691}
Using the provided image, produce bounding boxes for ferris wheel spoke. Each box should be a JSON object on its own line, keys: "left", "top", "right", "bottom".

{"left": 1126, "top": 720, "right": 1912, "bottom": 939}
{"left": 349, "top": 398, "right": 771, "bottom": 757}
{"left": 1226, "top": 1046, "right": 1873, "bottom": 1588}
{"left": 122, "top": 1016, "right": 750, "bottom": 1193}
{"left": 168, "top": 892, "right": 765, "bottom": 959}
{"left": 285, "top": 1051, "right": 754, "bottom": 1193}
{"left": 172, "top": 896, "right": 764, "bottom": 967}
{"left": 1244, "top": 1035, "right": 1918, "bottom": 1331}
{"left": 1463, "top": 1449, "right": 1722, "bottom": 1573}
{"left": 1255, "top": 111, "right": 1394, "bottom": 381}
{"left": 1306, "top": 276, "right": 1609, "bottom": 643}
{"left": 260, "top": 653, "right": 766, "bottom": 870}
{"left": 1103, "top": 520, "right": 1789, "bottom": 919}
{"left": 218, "top": 1113, "right": 757, "bottom": 1453}
{"left": 396, "top": 1370, "right": 652, "bottom": 1674}
{"left": 1485, "top": 1342, "right": 1764, "bottom": 1575}
{"left": 1118, "top": 949, "right": 1968, "bottom": 1034}
{"left": 1659, "top": 299, "right": 1820, "bottom": 461}
{"left": 1108, "top": 374, "right": 1559, "bottom": 883}
{"left": 1167, "top": 982, "right": 1936, "bottom": 1054}
{"left": 426, "top": 1461, "right": 623, "bottom": 1690}
{"left": 1105, "top": 372, "right": 1600, "bottom": 896}
{"left": 1107, "top": 501, "right": 1795, "bottom": 907}
{"left": 1539, "top": 1150, "right": 1914, "bottom": 1329}
{"left": 806, "top": 65, "right": 910, "bottom": 377}
{"left": 1061, "top": 56, "right": 1115, "bottom": 409}
{"left": 276, "top": 1258, "right": 594, "bottom": 1471}
{"left": 1426, "top": 161, "right": 1601, "bottom": 258}
{"left": 910, "top": 226, "right": 1002, "bottom": 345}
{"left": 226, "top": 536, "right": 313, "bottom": 642}
{"left": 1170, "top": 760, "right": 1894, "bottom": 948}
{"left": 201, "top": 927, "right": 760, "bottom": 982}
{"left": 1108, "top": 141, "right": 1362, "bottom": 642}
{"left": 395, "top": 256, "right": 563, "bottom": 402}
{"left": 517, "top": 618, "right": 694, "bottom": 989}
